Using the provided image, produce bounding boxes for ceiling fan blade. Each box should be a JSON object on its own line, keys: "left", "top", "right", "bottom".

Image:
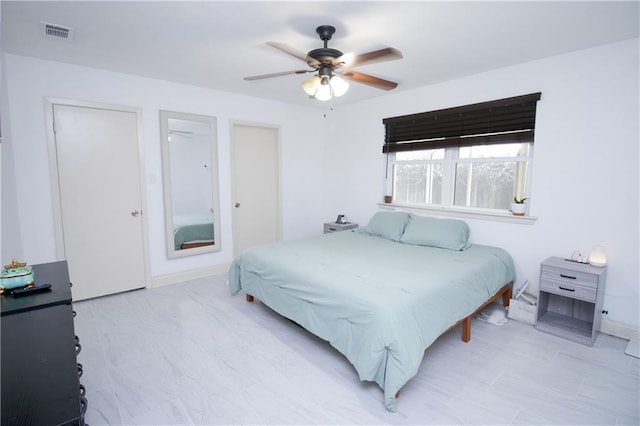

{"left": 335, "top": 47, "right": 402, "bottom": 68}
{"left": 266, "top": 41, "right": 321, "bottom": 68}
{"left": 244, "top": 70, "right": 309, "bottom": 81}
{"left": 340, "top": 70, "right": 398, "bottom": 90}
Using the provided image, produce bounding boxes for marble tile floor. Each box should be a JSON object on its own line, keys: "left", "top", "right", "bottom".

{"left": 73, "top": 274, "right": 639, "bottom": 425}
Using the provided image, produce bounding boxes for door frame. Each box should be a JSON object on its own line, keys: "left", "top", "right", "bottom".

{"left": 229, "top": 120, "right": 283, "bottom": 257}
{"left": 44, "top": 97, "right": 151, "bottom": 288}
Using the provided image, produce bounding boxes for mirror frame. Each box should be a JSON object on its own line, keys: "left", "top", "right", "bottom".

{"left": 160, "top": 110, "right": 221, "bottom": 258}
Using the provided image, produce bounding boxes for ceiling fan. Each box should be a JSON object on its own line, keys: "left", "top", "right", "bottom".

{"left": 244, "top": 25, "right": 403, "bottom": 101}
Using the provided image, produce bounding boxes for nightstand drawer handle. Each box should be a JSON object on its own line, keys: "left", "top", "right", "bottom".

{"left": 560, "top": 274, "right": 576, "bottom": 279}
{"left": 328, "top": 227, "right": 337, "bottom": 231}
{"left": 559, "top": 286, "right": 575, "bottom": 292}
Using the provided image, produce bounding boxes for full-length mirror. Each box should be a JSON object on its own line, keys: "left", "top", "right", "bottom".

{"left": 160, "top": 110, "right": 221, "bottom": 258}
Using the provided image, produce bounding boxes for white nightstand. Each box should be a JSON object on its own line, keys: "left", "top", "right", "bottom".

{"left": 535, "top": 256, "right": 607, "bottom": 346}
{"left": 323, "top": 222, "right": 358, "bottom": 234}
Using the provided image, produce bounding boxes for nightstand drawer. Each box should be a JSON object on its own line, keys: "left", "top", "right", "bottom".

{"left": 541, "top": 265, "right": 598, "bottom": 289}
{"left": 324, "top": 222, "right": 358, "bottom": 233}
{"left": 540, "top": 278, "right": 597, "bottom": 302}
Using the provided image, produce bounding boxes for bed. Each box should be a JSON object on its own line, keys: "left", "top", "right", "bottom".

{"left": 228, "top": 211, "right": 514, "bottom": 412}
{"left": 173, "top": 213, "right": 215, "bottom": 250}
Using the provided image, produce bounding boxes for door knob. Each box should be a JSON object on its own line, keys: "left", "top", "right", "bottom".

{"left": 235, "top": 202, "right": 240, "bottom": 208}
{"left": 131, "top": 210, "right": 140, "bottom": 217}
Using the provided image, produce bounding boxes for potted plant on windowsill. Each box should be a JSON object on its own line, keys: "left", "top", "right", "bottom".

{"left": 511, "top": 196, "right": 528, "bottom": 216}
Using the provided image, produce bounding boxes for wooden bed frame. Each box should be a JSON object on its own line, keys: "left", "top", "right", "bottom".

{"left": 180, "top": 241, "right": 214, "bottom": 250}
{"left": 448, "top": 281, "right": 513, "bottom": 342}
{"left": 245, "top": 281, "right": 513, "bottom": 400}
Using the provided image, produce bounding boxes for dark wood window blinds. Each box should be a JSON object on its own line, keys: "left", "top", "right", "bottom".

{"left": 383, "top": 92, "right": 541, "bottom": 153}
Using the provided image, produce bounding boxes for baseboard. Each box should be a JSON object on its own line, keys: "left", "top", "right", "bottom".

{"left": 625, "top": 339, "right": 640, "bottom": 358}
{"left": 151, "top": 262, "right": 231, "bottom": 288}
{"left": 599, "top": 317, "right": 640, "bottom": 341}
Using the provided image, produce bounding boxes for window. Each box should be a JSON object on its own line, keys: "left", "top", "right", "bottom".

{"left": 391, "top": 143, "right": 532, "bottom": 210}
{"left": 393, "top": 149, "right": 445, "bottom": 205}
{"left": 383, "top": 93, "right": 541, "bottom": 213}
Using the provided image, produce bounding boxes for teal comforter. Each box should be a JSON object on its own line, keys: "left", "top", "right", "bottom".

{"left": 228, "top": 230, "right": 514, "bottom": 411}
{"left": 173, "top": 214, "right": 214, "bottom": 250}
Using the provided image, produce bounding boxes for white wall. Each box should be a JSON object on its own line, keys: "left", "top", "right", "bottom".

{"left": 2, "top": 54, "right": 327, "bottom": 279}
{"left": 1, "top": 8, "right": 25, "bottom": 265}
{"left": 3, "top": 39, "right": 638, "bottom": 331}
{"left": 324, "top": 39, "right": 639, "bottom": 329}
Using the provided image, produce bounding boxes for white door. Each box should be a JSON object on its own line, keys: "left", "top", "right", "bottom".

{"left": 231, "top": 123, "right": 280, "bottom": 256}
{"left": 52, "top": 103, "right": 147, "bottom": 300}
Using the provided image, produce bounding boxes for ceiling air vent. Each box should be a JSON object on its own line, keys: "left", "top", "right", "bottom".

{"left": 40, "top": 22, "right": 74, "bottom": 41}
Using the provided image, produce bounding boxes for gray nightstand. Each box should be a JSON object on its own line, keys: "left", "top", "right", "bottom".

{"left": 324, "top": 222, "right": 358, "bottom": 234}
{"left": 535, "top": 256, "right": 607, "bottom": 346}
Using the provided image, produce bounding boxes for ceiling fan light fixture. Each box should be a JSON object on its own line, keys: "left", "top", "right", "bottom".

{"left": 302, "top": 74, "right": 348, "bottom": 100}
{"left": 302, "top": 75, "right": 321, "bottom": 96}
{"left": 314, "top": 80, "right": 332, "bottom": 101}
{"left": 330, "top": 75, "right": 349, "bottom": 97}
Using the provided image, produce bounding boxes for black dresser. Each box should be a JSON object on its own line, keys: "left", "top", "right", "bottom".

{"left": 1, "top": 261, "right": 86, "bottom": 426}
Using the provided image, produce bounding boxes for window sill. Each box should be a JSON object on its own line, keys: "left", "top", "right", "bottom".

{"left": 377, "top": 202, "right": 537, "bottom": 225}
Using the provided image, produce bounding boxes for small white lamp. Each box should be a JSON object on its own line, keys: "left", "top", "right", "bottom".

{"left": 589, "top": 245, "right": 607, "bottom": 267}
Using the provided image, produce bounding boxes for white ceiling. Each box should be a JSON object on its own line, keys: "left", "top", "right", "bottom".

{"left": 2, "top": 1, "right": 638, "bottom": 108}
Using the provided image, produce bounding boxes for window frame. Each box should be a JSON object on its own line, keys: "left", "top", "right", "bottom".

{"left": 386, "top": 143, "right": 536, "bottom": 223}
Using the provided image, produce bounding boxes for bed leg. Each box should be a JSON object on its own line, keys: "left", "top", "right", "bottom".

{"left": 502, "top": 285, "right": 512, "bottom": 307}
{"left": 461, "top": 316, "right": 471, "bottom": 342}
{"left": 395, "top": 391, "right": 400, "bottom": 399}
{"left": 246, "top": 294, "right": 254, "bottom": 302}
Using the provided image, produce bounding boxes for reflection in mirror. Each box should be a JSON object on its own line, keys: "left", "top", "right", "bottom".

{"left": 160, "top": 111, "right": 221, "bottom": 258}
